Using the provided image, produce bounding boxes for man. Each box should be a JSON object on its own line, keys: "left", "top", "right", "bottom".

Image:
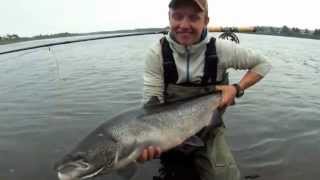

{"left": 139, "top": 0, "right": 271, "bottom": 179}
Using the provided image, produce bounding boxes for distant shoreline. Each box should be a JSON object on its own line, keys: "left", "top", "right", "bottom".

{"left": 244, "top": 32, "right": 320, "bottom": 40}
{"left": 0, "top": 28, "right": 164, "bottom": 45}
{"left": 251, "top": 26, "right": 320, "bottom": 40}
{"left": 1, "top": 26, "right": 319, "bottom": 45}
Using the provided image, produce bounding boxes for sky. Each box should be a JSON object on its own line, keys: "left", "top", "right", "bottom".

{"left": 0, "top": 0, "right": 319, "bottom": 37}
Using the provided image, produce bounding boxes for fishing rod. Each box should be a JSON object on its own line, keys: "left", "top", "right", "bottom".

{"left": 0, "top": 27, "right": 256, "bottom": 55}
{"left": 0, "top": 30, "right": 167, "bottom": 55}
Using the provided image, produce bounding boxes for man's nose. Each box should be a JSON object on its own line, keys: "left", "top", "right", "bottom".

{"left": 179, "top": 18, "right": 191, "bottom": 29}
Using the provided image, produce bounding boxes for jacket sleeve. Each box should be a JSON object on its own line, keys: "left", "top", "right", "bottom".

{"left": 143, "top": 43, "right": 165, "bottom": 104}
{"left": 216, "top": 39, "right": 272, "bottom": 76}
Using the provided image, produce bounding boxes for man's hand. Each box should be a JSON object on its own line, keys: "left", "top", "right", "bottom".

{"left": 137, "top": 146, "right": 162, "bottom": 163}
{"left": 215, "top": 71, "right": 264, "bottom": 110}
{"left": 215, "top": 85, "right": 237, "bottom": 109}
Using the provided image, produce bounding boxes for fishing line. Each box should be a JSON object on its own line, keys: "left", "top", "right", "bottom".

{"left": 48, "top": 46, "right": 62, "bottom": 80}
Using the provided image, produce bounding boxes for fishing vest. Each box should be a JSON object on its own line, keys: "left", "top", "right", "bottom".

{"left": 157, "top": 37, "right": 228, "bottom": 151}
{"left": 160, "top": 37, "right": 229, "bottom": 103}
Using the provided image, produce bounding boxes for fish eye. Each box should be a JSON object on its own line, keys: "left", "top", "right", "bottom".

{"left": 106, "top": 159, "right": 114, "bottom": 168}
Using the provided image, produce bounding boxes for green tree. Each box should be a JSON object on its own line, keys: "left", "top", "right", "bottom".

{"left": 292, "top": 27, "right": 301, "bottom": 34}
{"left": 269, "top": 27, "right": 276, "bottom": 34}
{"left": 255, "top": 26, "right": 264, "bottom": 32}
{"left": 313, "top": 29, "right": 320, "bottom": 36}
{"left": 11, "top": 34, "right": 19, "bottom": 39}
{"left": 280, "top": 25, "right": 292, "bottom": 35}
{"left": 6, "top": 34, "right": 19, "bottom": 39}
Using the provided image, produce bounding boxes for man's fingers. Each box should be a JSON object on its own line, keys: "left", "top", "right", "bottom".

{"left": 230, "top": 99, "right": 236, "bottom": 106}
{"left": 155, "top": 147, "right": 162, "bottom": 158}
{"left": 219, "top": 95, "right": 236, "bottom": 109}
{"left": 219, "top": 95, "right": 227, "bottom": 108}
{"left": 218, "top": 103, "right": 227, "bottom": 110}
{"left": 147, "top": 146, "right": 155, "bottom": 160}
{"left": 137, "top": 146, "right": 162, "bottom": 162}
{"left": 137, "top": 149, "right": 148, "bottom": 162}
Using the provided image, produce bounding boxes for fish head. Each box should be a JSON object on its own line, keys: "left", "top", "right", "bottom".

{"left": 54, "top": 131, "right": 121, "bottom": 180}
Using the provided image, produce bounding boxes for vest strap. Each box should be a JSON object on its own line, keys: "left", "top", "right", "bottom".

{"left": 160, "top": 37, "right": 178, "bottom": 96}
{"left": 160, "top": 37, "right": 220, "bottom": 97}
{"left": 202, "top": 38, "right": 218, "bottom": 85}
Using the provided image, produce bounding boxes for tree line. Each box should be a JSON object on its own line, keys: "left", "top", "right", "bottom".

{"left": 0, "top": 32, "right": 79, "bottom": 45}
{"left": 1, "top": 26, "right": 320, "bottom": 45}
{"left": 255, "top": 26, "right": 320, "bottom": 39}
{"left": 0, "top": 34, "right": 20, "bottom": 40}
{"left": 0, "top": 28, "right": 164, "bottom": 45}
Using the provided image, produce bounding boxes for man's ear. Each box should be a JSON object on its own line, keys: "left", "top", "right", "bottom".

{"left": 205, "top": 16, "right": 210, "bottom": 26}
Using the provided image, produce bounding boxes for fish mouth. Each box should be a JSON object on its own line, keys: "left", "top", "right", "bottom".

{"left": 56, "top": 160, "right": 105, "bottom": 180}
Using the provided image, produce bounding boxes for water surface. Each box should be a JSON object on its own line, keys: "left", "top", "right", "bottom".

{"left": 0, "top": 34, "right": 319, "bottom": 180}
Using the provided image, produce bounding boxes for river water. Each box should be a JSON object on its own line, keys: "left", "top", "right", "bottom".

{"left": 0, "top": 33, "right": 319, "bottom": 180}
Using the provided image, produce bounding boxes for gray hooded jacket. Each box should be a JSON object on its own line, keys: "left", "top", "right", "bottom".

{"left": 143, "top": 31, "right": 271, "bottom": 103}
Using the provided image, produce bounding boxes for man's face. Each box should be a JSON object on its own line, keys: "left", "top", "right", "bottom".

{"left": 169, "top": 5, "right": 209, "bottom": 46}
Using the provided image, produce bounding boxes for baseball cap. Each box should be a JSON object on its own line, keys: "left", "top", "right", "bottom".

{"left": 169, "top": 0, "right": 208, "bottom": 13}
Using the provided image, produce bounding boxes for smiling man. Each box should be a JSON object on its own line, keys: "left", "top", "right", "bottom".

{"left": 141, "top": 0, "right": 271, "bottom": 180}
{"left": 169, "top": 0, "right": 209, "bottom": 46}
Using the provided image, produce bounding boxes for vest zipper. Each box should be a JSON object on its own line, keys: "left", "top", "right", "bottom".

{"left": 186, "top": 47, "right": 190, "bottom": 82}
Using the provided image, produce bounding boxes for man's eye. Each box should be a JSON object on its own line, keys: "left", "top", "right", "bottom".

{"left": 189, "top": 15, "right": 200, "bottom": 22}
{"left": 172, "top": 13, "right": 184, "bottom": 21}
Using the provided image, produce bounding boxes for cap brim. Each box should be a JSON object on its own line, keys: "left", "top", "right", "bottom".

{"left": 194, "top": 0, "right": 205, "bottom": 11}
{"left": 169, "top": 0, "right": 205, "bottom": 11}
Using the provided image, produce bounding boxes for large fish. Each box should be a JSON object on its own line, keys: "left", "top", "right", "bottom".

{"left": 54, "top": 93, "right": 221, "bottom": 180}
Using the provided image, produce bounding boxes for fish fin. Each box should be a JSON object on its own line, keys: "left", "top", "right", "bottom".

{"left": 116, "top": 162, "right": 138, "bottom": 180}
{"left": 183, "top": 136, "right": 205, "bottom": 147}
